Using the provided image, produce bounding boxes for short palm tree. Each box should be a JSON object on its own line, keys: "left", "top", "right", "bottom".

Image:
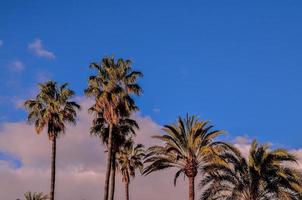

{"left": 143, "top": 115, "right": 226, "bottom": 200}
{"left": 201, "top": 140, "right": 302, "bottom": 200}
{"left": 117, "top": 140, "right": 145, "bottom": 200}
{"left": 24, "top": 192, "right": 48, "bottom": 200}
{"left": 85, "top": 57, "right": 143, "bottom": 200}
{"left": 90, "top": 112, "right": 139, "bottom": 200}
{"left": 24, "top": 81, "right": 80, "bottom": 200}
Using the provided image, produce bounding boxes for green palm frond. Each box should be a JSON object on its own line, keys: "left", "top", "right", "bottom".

{"left": 200, "top": 140, "right": 302, "bottom": 200}
{"left": 24, "top": 81, "right": 80, "bottom": 139}
{"left": 116, "top": 140, "right": 145, "bottom": 183}
{"left": 144, "top": 114, "right": 226, "bottom": 185}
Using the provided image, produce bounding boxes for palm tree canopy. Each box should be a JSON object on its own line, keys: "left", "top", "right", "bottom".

{"left": 84, "top": 57, "right": 143, "bottom": 125}
{"left": 90, "top": 113, "right": 139, "bottom": 149}
{"left": 24, "top": 192, "right": 49, "bottom": 200}
{"left": 117, "top": 139, "right": 145, "bottom": 183}
{"left": 24, "top": 81, "right": 80, "bottom": 139}
{"left": 201, "top": 140, "right": 302, "bottom": 200}
{"left": 143, "top": 114, "right": 226, "bottom": 185}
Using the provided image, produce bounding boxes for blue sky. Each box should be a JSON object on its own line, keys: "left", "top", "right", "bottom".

{"left": 1, "top": 0, "right": 302, "bottom": 149}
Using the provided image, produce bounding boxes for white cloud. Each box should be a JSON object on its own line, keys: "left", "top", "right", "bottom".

{"left": 0, "top": 40, "right": 3, "bottom": 47}
{"left": 28, "top": 39, "right": 55, "bottom": 59}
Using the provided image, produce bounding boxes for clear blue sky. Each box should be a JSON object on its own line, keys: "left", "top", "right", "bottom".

{"left": 1, "top": 0, "right": 302, "bottom": 148}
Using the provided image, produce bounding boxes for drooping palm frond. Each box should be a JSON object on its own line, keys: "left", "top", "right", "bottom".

{"left": 144, "top": 114, "right": 226, "bottom": 184}
{"left": 117, "top": 140, "right": 145, "bottom": 183}
{"left": 200, "top": 140, "right": 302, "bottom": 200}
{"left": 90, "top": 114, "right": 138, "bottom": 148}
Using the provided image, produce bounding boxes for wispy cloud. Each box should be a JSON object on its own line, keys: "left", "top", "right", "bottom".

{"left": 9, "top": 60, "right": 25, "bottom": 72}
{"left": 0, "top": 40, "right": 3, "bottom": 47}
{"left": 28, "top": 39, "right": 55, "bottom": 59}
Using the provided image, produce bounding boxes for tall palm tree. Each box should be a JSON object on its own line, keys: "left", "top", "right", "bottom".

{"left": 24, "top": 192, "right": 49, "bottom": 200}
{"left": 116, "top": 140, "right": 145, "bottom": 200}
{"left": 90, "top": 112, "right": 139, "bottom": 200}
{"left": 24, "top": 81, "right": 80, "bottom": 200}
{"left": 201, "top": 140, "right": 302, "bottom": 200}
{"left": 85, "top": 57, "right": 143, "bottom": 200}
{"left": 143, "top": 115, "right": 226, "bottom": 200}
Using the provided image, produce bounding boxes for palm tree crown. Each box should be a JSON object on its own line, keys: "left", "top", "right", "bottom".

{"left": 143, "top": 114, "right": 226, "bottom": 200}
{"left": 117, "top": 140, "right": 145, "bottom": 183}
{"left": 201, "top": 140, "right": 302, "bottom": 200}
{"left": 85, "top": 57, "right": 143, "bottom": 125}
{"left": 117, "top": 140, "right": 145, "bottom": 200}
{"left": 24, "top": 81, "right": 80, "bottom": 139}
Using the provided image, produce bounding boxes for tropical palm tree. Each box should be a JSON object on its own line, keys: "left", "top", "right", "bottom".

{"left": 143, "top": 114, "right": 226, "bottom": 200}
{"left": 84, "top": 57, "right": 143, "bottom": 200}
{"left": 116, "top": 140, "right": 145, "bottom": 200}
{"left": 200, "top": 140, "right": 302, "bottom": 200}
{"left": 24, "top": 192, "right": 49, "bottom": 200}
{"left": 24, "top": 81, "right": 80, "bottom": 200}
{"left": 90, "top": 112, "right": 139, "bottom": 200}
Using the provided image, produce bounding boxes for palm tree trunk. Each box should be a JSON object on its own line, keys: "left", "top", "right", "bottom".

{"left": 189, "top": 176, "right": 195, "bottom": 200}
{"left": 50, "top": 136, "right": 56, "bottom": 200}
{"left": 109, "top": 151, "right": 116, "bottom": 200}
{"left": 125, "top": 181, "right": 129, "bottom": 200}
{"left": 103, "top": 124, "right": 113, "bottom": 200}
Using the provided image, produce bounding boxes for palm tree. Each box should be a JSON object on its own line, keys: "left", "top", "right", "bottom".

{"left": 90, "top": 112, "right": 139, "bottom": 200}
{"left": 143, "top": 114, "right": 226, "bottom": 200}
{"left": 85, "top": 57, "right": 143, "bottom": 200}
{"left": 24, "top": 81, "right": 80, "bottom": 200}
{"left": 24, "top": 192, "right": 48, "bottom": 200}
{"left": 116, "top": 140, "right": 145, "bottom": 200}
{"left": 201, "top": 140, "right": 302, "bottom": 200}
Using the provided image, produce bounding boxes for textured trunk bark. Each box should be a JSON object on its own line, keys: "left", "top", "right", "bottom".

{"left": 189, "top": 176, "right": 195, "bottom": 200}
{"left": 50, "top": 136, "right": 56, "bottom": 200}
{"left": 125, "top": 181, "right": 129, "bottom": 200}
{"left": 109, "top": 151, "right": 116, "bottom": 200}
{"left": 103, "top": 124, "right": 113, "bottom": 200}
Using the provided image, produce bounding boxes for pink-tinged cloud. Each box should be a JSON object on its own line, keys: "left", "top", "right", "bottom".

{"left": 0, "top": 99, "right": 187, "bottom": 200}
{"left": 28, "top": 39, "right": 55, "bottom": 59}
{"left": 0, "top": 99, "right": 301, "bottom": 199}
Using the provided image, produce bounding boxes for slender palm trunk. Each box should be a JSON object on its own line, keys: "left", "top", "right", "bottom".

{"left": 189, "top": 176, "right": 195, "bottom": 200}
{"left": 125, "top": 181, "right": 129, "bottom": 200}
{"left": 103, "top": 124, "right": 113, "bottom": 200}
{"left": 50, "top": 136, "right": 57, "bottom": 200}
{"left": 109, "top": 151, "right": 116, "bottom": 200}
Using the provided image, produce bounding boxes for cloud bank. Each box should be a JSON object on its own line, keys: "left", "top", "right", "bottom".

{"left": 0, "top": 99, "right": 301, "bottom": 199}
{"left": 0, "top": 99, "right": 187, "bottom": 200}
